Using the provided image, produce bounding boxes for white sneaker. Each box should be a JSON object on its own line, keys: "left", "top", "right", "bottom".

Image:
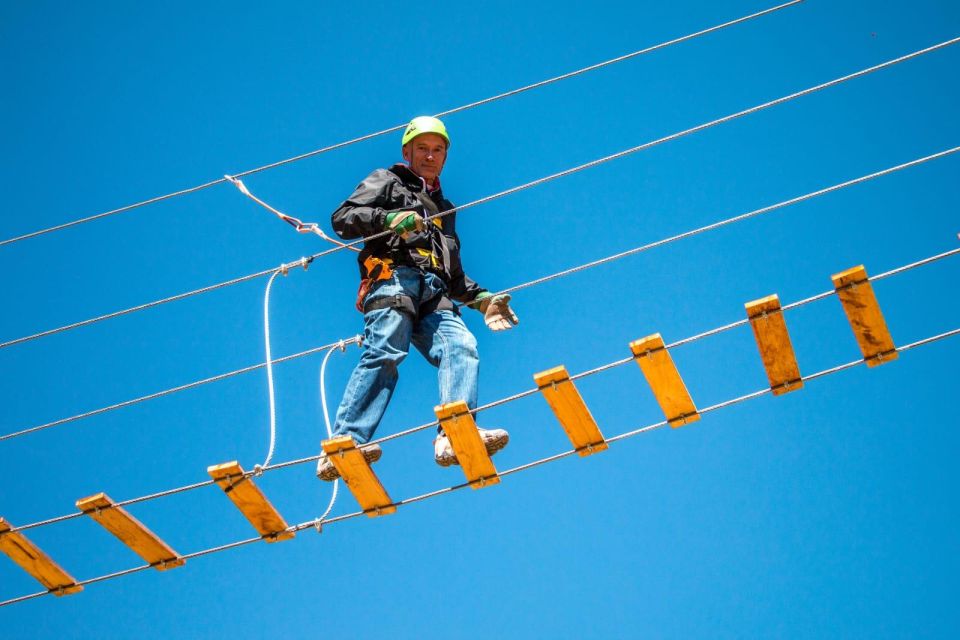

{"left": 317, "top": 443, "right": 382, "bottom": 481}
{"left": 434, "top": 428, "right": 509, "bottom": 467}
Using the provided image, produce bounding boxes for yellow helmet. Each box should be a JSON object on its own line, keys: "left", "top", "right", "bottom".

{"left": 401, "top": 116, "right": 450, "bottom": 148}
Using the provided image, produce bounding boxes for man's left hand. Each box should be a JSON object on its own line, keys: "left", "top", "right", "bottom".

{"left": 478, "top": 293, "right": 519, "bottom": 332}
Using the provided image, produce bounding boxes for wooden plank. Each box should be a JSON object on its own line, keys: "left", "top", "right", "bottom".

{"left": 534, "top": 365, "right": 608, "bottom": 456}
{"left": 832, "top": 265, "right": 898, "bottom": 367}
{"left": 207, "top": 461, "right": 294, "bottom": 542}
{"left": 630, "top": 333, "right": 700, "bottom": 427}
{"left": 745, "top": 294, "right": 804, "bottom": 396}
{"left": 76, "top": 493, "right": 184, "bottom": 570}
{"left": 0, "top": 518, "right": 82, "bottom": 596}
{"left": 321, "top": 437, "right": 396, "bottom": 517}
{"left": 434, "top": 401, "right": 500, "bottom": 488}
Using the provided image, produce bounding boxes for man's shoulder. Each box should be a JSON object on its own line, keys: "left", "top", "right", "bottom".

{"left": 361, "top": 167, "right": 397, "bottom": 181}
{"left": 353, "top": 167, "right": 401, "bottom": 191}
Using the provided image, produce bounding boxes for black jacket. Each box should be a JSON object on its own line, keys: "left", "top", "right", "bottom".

{"left": 331, "top": 163, "right": 486, "bottom": 304}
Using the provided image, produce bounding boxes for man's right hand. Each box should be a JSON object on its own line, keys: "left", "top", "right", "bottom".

{"left": 385, "top": 210, "right": 425, "bottom": 239}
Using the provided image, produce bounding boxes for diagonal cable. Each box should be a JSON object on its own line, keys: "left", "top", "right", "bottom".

{"left": 2, "top": 324, "right": 956, "bottom": 608}
{"left": 1, "top": 36, "right": 956, "bottom": 351}
{"left": 6, "top": 243, "right": 957, "bottom": 535}
{"left": 0, "top": 1, "right": 803, "bottom": 248}
{"left": 3, "top": 142, "right": 956, "bottom": 445}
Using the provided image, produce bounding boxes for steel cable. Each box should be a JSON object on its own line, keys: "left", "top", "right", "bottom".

{"left": 3, "top": 36, "right": 956, "bottom": 352}
{"left": 0, "top": 1, "right": 803, "bottom": 248}
{"left": 3, "top": 324, "right": 956, "bottom": 609}
{"left": 6, "top": 244, "right": 957, "bottom": 536}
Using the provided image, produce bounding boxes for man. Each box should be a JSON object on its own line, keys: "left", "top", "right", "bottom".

{"left": 317, "top": 116, "right": 520, "bottom": 481}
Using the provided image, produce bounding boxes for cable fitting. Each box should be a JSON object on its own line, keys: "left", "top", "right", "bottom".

{"left": 252, "top": 464, "right": 264, "bottom": 477}
{"left": 313, "top": 519, "right": 324, "bottom": 534}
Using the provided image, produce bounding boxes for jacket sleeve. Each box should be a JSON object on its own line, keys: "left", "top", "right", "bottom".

{"left": 331, "top": 170, "right": 396, "bottom": 239}
{"left": 446, "top": 227, "right": 487, "bottom": 304}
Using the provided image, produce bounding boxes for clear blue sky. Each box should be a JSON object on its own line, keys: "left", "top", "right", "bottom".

{"left": 2, "top": 1, "right": 959, "bottom": 637}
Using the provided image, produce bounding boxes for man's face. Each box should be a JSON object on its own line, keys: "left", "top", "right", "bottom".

{"left": 402, "top": 133, "right": 447, "bottom": 182}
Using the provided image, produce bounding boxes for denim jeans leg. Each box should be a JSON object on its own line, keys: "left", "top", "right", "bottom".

{"left": 331, "top": 306, "right": 414, "bottom": 444}
{"left": 411, "top": 309, "right": 480, "bottom": 411}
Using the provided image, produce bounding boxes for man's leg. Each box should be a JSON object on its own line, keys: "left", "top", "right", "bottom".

{"left": 330, "top": 305, "right": 414, "bottom": 445}
{"left": 412, "top": 310, "right": 508, "bottom": 466}
{"left": 411, "top": 309, "right": 479, "bottom": 409}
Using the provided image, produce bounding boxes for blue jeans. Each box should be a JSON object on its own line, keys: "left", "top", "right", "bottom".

{"left": 331, "top": 267, "right": 480, "bottom": 444}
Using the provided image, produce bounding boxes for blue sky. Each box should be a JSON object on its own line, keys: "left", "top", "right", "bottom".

{"left": 2, "top": 1, "right": 959, "bottom": 637}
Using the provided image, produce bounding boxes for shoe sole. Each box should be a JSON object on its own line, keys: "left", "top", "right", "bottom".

{"left": 435, "top": 432, "right": 509, "bottom": 467}
{"left": 317, "top": 446, "right": 382, "bottom": 481}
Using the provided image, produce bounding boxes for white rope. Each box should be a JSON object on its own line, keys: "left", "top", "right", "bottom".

{"left": 257, "top": 256, "right": 312, "bottom": 471}
{"left": 258, "top": 270, "right": 283, "bottom": 471}
{"left": 224, "top": 175, "right": 360, "bottom": 253}
{"left": 315, "top": 336, "right": 362, "bottom": 528}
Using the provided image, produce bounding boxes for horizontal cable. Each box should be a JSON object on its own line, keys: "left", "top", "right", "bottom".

{"left": 4, "top": 323, "right": 955, "bottom": 609}
{"left": 0, "top": 337, "right": 361, "bottom": 443}
{"left": 0, "top": 264, "right": 283, "bottom": 350}
{"left": 5, "top": 134, "right": 956, "bottom": 443}
{"left": 3, "top": 36, "right": 955, "bottom": 352}
{"left": 304, "top": 37, "right": 960, "bottom": 262}
{"left": 0, "top": 1, "right": 803, "bottom": 248}
{"left": 7, "top": 244, "right": 956, "bottom": 535}
{"left": 496, "top": 147, "right": 960, "bottom": 298}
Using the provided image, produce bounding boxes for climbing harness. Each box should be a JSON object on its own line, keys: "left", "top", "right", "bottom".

{"left": 355, "top": 256, "right": 395, "bottom": 312}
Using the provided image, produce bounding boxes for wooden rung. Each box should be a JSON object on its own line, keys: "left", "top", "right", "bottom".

{"left": 434, "top": 401, "right": 500, "bottom": 489}
{"left": 76, "top": 493, "right": 184, "bottom": 570}
{"left": 745, "top": 294, "right": 803, "bottom": 396}
{"left": 207, "top": 461, "right": 294, "bottom": 542}
{"left": 0, "top": 518, "right": 82, "bottom": 596}
{"left": 534, "top": 365, "right": 608, "bottom": 456}
{"left": 630, "top": 333, "right": 700, "bottom": 427}
{"left": 321, "top": 436, "right": 396, "bottom": 517}
{"left": 832, "top": 265, "right": 898, "bottom": 367}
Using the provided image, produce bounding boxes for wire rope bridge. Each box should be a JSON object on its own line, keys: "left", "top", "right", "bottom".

{"left": 0, "top": 0, "right": 957, "bottom": 611}
{"left": 1, "top": 247, "right": 957, "bottom": 607}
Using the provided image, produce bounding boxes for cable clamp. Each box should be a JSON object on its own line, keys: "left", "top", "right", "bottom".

{"left": 252, "top": 464, "right": 265, "bottom": 477}
{"left": 313, "top": 519, "right": 324, "bottom": 534}
{"left": 337, "top": 338, "right": 346, "bottom": 353}
{"left": 223, "top": 174, "right": 251, "bottom": 197}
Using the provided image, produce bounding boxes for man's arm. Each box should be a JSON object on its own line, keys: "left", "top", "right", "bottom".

{"left": 331, "top": 170, "right": 396, "bottom": 239}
